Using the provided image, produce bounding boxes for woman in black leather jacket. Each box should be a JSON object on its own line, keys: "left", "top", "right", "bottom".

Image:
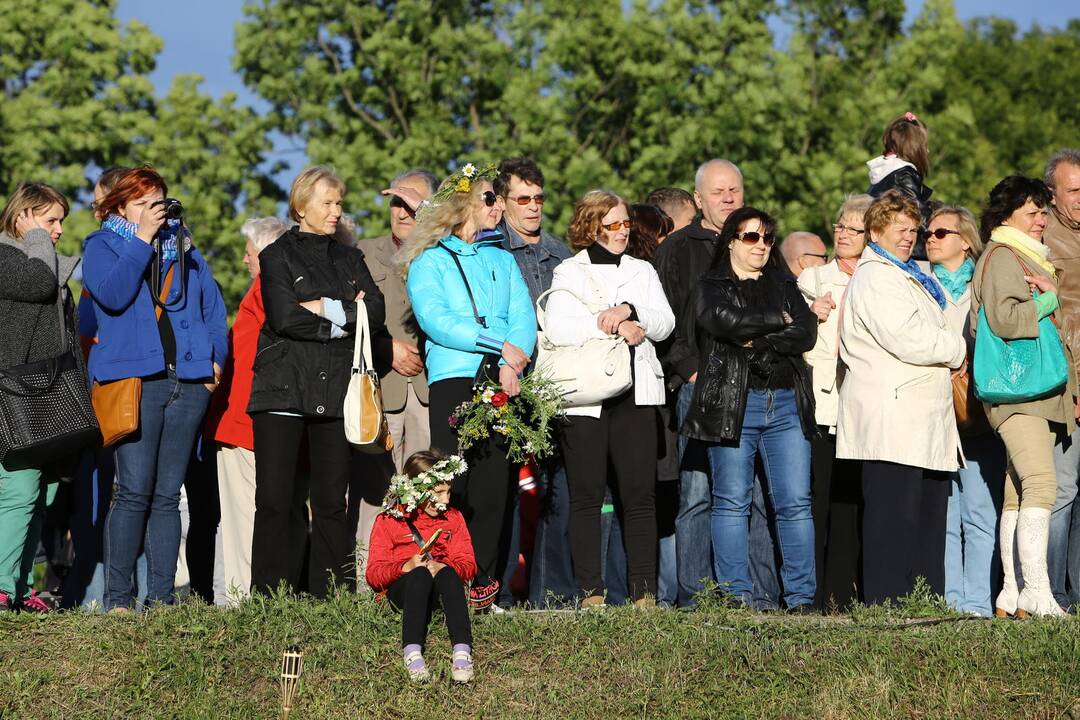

{"left": 682, "top": 206, "right": 818, "bottom": 612}
{"left": 248, "top": 166, "right": 387, "bottom": 599}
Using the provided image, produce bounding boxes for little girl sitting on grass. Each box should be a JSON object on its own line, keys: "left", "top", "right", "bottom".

{"left": 366, "top": 451, "right": 477, "bottom": 683}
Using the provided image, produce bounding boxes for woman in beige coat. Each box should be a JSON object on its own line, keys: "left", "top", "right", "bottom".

{"left": 836, "top": 190, "right": 966, "bottom": 605}
{"left": 798, "top": 193, "right": 872, "bottom": 610}
{"left": 972, "top": 176, "right": 1076, "bottom": 618}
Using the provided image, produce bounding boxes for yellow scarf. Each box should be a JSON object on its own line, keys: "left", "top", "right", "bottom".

{"left": 990, "top": 225, "right": 1057, "bottom": 278}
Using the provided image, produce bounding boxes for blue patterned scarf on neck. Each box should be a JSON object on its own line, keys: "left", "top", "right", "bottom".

{"left": 103, "top": 214, "right": 187, "bottom": 270}
{"left": 868, "top": 241, "right": 947, "bottom": 310}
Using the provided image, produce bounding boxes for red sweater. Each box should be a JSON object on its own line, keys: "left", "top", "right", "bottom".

{"left": 365, "top": 508, "right": 477, "bottom": 592}
{"left": 204, "top": 278, "right": 263, "bottom": 450}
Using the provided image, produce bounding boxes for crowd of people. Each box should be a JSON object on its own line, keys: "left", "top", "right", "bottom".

{"left": 2, "top": 112, "right": 1080, "bottom": 681}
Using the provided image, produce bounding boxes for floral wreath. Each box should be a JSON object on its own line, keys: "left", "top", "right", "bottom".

{"left": 380, "top": 455, "right": 468, "bottom": 519}
{"left": 418, "top": 162, "right": 498, "bottom": 219}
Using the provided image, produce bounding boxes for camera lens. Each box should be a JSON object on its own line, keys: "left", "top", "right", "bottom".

{"left": 163, "top": 198, "right": 183, "bottom": 220}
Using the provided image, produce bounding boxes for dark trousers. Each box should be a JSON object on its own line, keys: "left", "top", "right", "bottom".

{"left": 562, "top": 391, "right": 657, "bottom": 600}
{"left": 250, "top": 413, "right": 353, "bottom": 598}
{"left": 811, "top": 430, "right": 862, "bottom": 610}
{"left": 861, "top": 460, "right": 949, "bottom": 605}
{"left": 387, "top": 566, "right": 472, "bottom": 648}
{"left": 429, "top": 378, "right": 514, "bottom": 586}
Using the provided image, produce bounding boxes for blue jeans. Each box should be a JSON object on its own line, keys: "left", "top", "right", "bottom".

{"left": 528, "top": 461, "right": 578, "bottom": 607}
{"left": 675, "top": 383, "right": 714, "bottom": 606}
{"left": 104, "top": 372, "right": 210, "bottom": 609}
{"left": 601, "top": 493, "right": 630, "bottom": 605}
{"left": 1050, "top": 429, "right": 1080, "bottom": 609}
{"left": 944, "top": 433, "right": 1005, "bottom": 616}
{"left": 749, "top": 479, "right": 781, "bottom": 611}
{"left": 656, "top": 478, "right": 679, "bottom": 606}
{"left": 707, "top": 389, "right": 815, "bottom": 608}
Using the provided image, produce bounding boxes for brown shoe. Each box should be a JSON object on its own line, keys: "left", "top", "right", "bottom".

{"left": 581, "top": 595, "right": 605, "bottom": 609}
{"left": 633, "top": 597, "right": 656, "bottom": 609}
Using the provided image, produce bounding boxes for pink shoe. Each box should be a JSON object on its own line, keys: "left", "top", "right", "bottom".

{"left": 19, "top": 590, "right": 54, "bottom": 613}
{"left": 0, "top": 591, "right": 14, "bottom": 612}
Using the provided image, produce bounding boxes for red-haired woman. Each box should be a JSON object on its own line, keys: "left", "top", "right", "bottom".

{"left": 544, "top": 190, "right": 675, "bottom": 607}
{"left": 82, "top": 165, "right": 228, "bottom": 611}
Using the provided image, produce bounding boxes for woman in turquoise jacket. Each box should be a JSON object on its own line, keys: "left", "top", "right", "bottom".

{"left": 401, "top": 163, "right": 536, "bottom": 609}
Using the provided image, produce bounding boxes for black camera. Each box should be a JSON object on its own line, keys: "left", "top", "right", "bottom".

{"left": 152, "top": 197, "right": 184, "bottom": 220}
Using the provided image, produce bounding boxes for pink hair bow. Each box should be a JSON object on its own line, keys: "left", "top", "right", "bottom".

{"left": 904, "top": 111, "right": 919, "bottom": 122}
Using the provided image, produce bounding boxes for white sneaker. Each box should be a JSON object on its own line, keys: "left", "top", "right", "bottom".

{"left": 451, "top": 649, "right": 474, "bottom": 683}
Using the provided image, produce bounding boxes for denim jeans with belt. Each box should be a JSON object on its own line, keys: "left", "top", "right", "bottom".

{"left": 707, "top": 389, "right": 815, "bottom": 608}
{"left": 104, "top": 370, "right": 210, "bottom": 609}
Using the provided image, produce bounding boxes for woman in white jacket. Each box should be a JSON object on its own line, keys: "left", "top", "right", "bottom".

{"left": 797, "top": 193, "right": 872, "bottom": 611}
{"left": 836, "top": 190, "right": 966, "bottom": 605}
{"left": 544, "top": 191, "right": 674, "bottom": 607}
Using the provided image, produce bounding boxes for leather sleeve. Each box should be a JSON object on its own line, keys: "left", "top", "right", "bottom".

{"left": 696, "top": 282, "right": 785, "bottom": 343}
{"left": 753, "top": 281, "right": 818, "bottom": 355}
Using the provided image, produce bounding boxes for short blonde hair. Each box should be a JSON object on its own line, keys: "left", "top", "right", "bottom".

{"left": 929, "top": 205, "right": 983, "bottom": 260}
{"left": 865, "top": 190, "right": 921, "bottom": 239}
{"left": 288, "top": 166, "right": 346, "bottom": 222}
{"left": 567, "top": 190, "right": 629, "bottom": 252}
{"left": 0, "top": 182, "right": 69, "bottom": 238}
{"left": 835, "top": 194, "right": 873, "bottom": 224}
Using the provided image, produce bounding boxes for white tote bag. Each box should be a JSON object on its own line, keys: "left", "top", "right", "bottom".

{"left": 343, "top": 300, "right": 391, "bottom": 452}
{"left": 534, "top": 286, "right": 632, "bottom": 408}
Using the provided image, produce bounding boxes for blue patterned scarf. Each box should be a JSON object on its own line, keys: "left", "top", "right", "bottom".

{"left": 103, "top": 214, "right": 187, "bottom": 270}
{"left": 868, "top": 241, "right": 947, "bottom": 310}
{"left": 932, "top": 258, "right": 975, "bottom": 302}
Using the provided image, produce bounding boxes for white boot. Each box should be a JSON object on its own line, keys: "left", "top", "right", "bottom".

{"left": 1015, "top": 507, "right": 1067, "bottom": 618}
{"left": 994, "top": 509, "right": 1019, "bottom": 617}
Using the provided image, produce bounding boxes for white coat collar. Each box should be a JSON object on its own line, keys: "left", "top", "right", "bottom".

{"left": 569, "top": 248, "right": 643, "bottom": 287}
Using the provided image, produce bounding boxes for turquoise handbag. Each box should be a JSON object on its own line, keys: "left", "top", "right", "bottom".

{"left": 973, "top": 247, "right": 1068, "bottom": 404}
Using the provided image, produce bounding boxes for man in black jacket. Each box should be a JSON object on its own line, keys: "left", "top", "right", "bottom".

{"left": 652, "top": 159, "right": 782, "bottom": 610}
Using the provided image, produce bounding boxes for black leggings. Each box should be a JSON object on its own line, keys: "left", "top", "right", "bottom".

{"left": 429, "top": 378, "right": 514, "bottom": 586}
{"left": 387, "top": 566, "right": 473, "bottom": 648}
{"left": 562, "top": 390, "right": 658, "bottom": 600}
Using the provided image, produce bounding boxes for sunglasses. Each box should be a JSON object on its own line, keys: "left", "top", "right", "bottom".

{"left": 508, "top": 193, "right": 545, "bottom": 206}
{"left": 738, "top": 230, "right": 776, "bottom": 246}
{"left": 482, "top": 190, "right": 498, "bottom": 207}
{"left": 602, "top": 219, "right": 633, "bottom": 232}
{"left": 927, "top": 228, "right": 961, "bottom": 240}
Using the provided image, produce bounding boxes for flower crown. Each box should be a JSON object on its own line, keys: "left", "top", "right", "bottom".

{"left": 419, "top": 162, "right": 498, "bottom": 218}
{"left": 380, "top": 455, "right": 468, "bottom": 518}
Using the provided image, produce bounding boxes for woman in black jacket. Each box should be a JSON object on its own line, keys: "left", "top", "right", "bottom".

{"left": 682, "top": 207, "right": 818, "bottom": 612}
{"left": 248, "top": 166, "right": 387, "bottom": 598}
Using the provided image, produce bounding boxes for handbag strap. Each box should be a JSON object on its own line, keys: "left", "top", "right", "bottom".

{"left": 535, "top": 266, "right": 616, "bottom": 335}
{"left": 154, "top": 265, "right": 175, "bottom": 322}
{"left": 351, "top": 299, "right": 374, "bottom": 373}
{"left": 404, "top": 518, "right": 432, "bottom": 558}
{"left": 443, "top": 246, "right": 487, "bottom": 328}
{"left": 976, "top": 244, "right": 1059, "bottom": 328}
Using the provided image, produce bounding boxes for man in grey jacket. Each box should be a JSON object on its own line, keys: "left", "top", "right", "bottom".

{"left": 494, "top": 157, "right": 577, "bottom": 607}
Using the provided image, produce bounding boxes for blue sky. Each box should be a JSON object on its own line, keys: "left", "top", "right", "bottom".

{"left": 115, "top": 0, "right": 1077, "bottom": 178}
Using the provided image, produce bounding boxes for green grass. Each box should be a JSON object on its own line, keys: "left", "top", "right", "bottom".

{"left": 2, "top": 589, "right": 1079, "bottom": 719}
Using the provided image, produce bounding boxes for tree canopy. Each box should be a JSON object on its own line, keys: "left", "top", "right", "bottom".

{"left": 3, "top": 0, "right": 1079, "bottom": 309}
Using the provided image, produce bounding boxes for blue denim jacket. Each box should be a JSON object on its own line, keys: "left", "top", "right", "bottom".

{"left": 499, "top": 222, "right": 572, "bottom": 306}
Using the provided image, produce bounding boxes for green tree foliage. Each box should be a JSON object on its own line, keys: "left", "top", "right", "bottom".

{"left": 236, "top": 0, "right": 1080, "bottom": 245}
{"left": 0, "top": 0, "right": 280, "bottom": 308}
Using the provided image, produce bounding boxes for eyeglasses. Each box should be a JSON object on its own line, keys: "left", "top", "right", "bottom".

{"left": 833, "top": 223, "right": 865, "bottom": 236}
{"left": 737, "top": 230, "right": 776, "bottom": 246}
{"left": 507, "top": 193, "right": 545, "bottom": 206}
{"left": 482, "top": 191, "right": 498, "bottom": 207}
{"left": 602, "top": 219, "right": 633, "bottom": 232}
{"left": 927, "top": 228, "right": 961, "bottom": 240}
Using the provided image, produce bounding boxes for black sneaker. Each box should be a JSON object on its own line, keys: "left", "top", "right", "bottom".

{"left": 786, "top": 603, "right": 819, "bottom": 616}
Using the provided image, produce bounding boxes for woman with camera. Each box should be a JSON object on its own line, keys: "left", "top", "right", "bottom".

{"left": 247, "top": 167, "right": 387, "bottom": 599}
{"left": 82, "top": 165, "right": 228, "bottom": 611}
{"left": 0, "top": 182, "right": 78, "bottom": 612}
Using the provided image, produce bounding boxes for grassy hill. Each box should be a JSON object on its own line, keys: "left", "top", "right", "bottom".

{"left": 2, "top": 589, "right": 1079, "bottom": 719}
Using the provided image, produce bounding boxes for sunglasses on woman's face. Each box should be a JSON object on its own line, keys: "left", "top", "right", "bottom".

{"left": 482, "top": 191, "right": 498, "bottom": 207}
{"left": 927, "top": 228, "right": 960, "bottom": 240}
{"left": 738, "top": 230, "right": 776, "bottom": 247}
{"left": 602, "top": 219, "right": 633, "bottom": 232}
